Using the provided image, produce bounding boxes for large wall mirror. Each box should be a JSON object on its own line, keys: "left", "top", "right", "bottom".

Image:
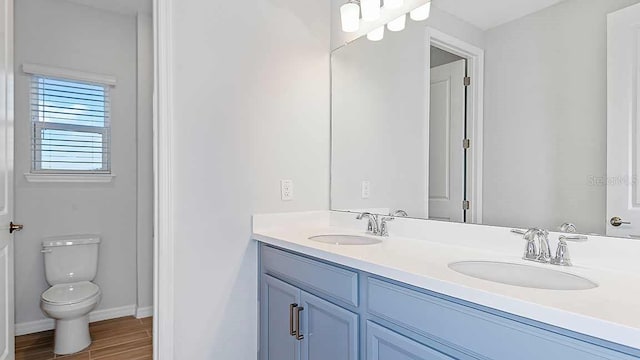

{"left": 331, "top": 0, "right": 640, "bottom": 238}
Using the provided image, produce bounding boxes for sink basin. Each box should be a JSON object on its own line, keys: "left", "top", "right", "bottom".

{"left": 448, "top": 261, "right": 598, "bottom": 290}
{"left": 309, "top": 234, "right": 382, "bottom": 245}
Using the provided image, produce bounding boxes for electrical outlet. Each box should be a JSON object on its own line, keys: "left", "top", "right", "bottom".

{"left": 281, "top": 180, "right": 294, "bottom": 201}
{"left": 361, "top": 180, "right": 370, "bottom": 199}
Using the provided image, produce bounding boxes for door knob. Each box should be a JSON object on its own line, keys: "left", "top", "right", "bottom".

{"left": 610, "top": 217, "right": 631, "bottom": 227}
{"left": 9, "top": 222, "right": 23, "bottom": 233}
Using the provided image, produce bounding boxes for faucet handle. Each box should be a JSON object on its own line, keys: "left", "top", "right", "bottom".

{"left": 559, "top": 223, "right": 577, "bottom": 233}
{"left": 391, "top": 210, "right": 408, "bottom": 217}
{"left": 512, "top": 228, "right": 539, "bottom": 260}
{"left": 551, "top": 235, "right": 588, "bottom": 266}
{"left": 379, "top": 217, "right": 394, "bottom": 237}
{"left": 559, "top": 235, "right": 588, "bottom": 242}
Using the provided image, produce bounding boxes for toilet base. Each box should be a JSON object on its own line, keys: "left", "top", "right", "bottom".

{"left": 54, "top": 314, "right": 91, "bottom": 355}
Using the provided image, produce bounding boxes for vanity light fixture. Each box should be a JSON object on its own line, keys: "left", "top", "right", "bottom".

{"left": 361, "top": 0, "right": 381, "bottom": 22}
{"left": 340, "top": 0, "right": 361, "bottom": 33}
{"left": 339, "top": 0, "right": 431, "bottom": 41}
{"left": 385, "top": 0, "right": 404, "bottom": 9}
{"left": 387, "top": 14, "right": 406, "bottom": 31}
{"left": 410, "top": 1, "right": 431, "bottom": 21}
{"left": 367, "top": 25, "right": 385, "bottom": 41}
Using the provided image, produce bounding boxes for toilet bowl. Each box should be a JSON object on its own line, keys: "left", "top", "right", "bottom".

{"left": 40, "top": 235, "right": 101, "bottom": 355}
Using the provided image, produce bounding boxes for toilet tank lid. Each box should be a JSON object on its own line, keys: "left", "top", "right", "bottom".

{"left": 42, "top": 234, "right": 101, "bottom": 248}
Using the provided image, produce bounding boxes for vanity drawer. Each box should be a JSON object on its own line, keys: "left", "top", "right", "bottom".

{"left": 261, "top": 246, "right": 358, "bottom": 307}
{"left": 367, "top": 277, "right": 637, "bottom": 360}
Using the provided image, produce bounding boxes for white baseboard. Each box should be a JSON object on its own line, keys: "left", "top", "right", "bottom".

{"left": 135, "top": 306, "right": 153, "bottom": 319}
{"left": 15, "top": 304, "right": 137, "bottom": 336}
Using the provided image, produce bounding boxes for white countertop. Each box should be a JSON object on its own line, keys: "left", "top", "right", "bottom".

{"left": 252, "top": 211, "right": 640, "bottom": 350}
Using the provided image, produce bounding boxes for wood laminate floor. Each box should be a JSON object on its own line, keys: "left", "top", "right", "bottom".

{"left": 15, "top": 316, "right": 152, "bottom": 360}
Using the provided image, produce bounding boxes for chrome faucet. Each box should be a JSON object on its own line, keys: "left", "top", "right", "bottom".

{"left": 356, "top": 213, "right": 395, "bottom": 237}
{"left": 357, "top": 212, "right": 379, "bottom": 235}
{"left": 512, "top": 228, "right": 587, "bottom": 266}
{"left": 515, "top": 228, "right": 550, "bottom": 262}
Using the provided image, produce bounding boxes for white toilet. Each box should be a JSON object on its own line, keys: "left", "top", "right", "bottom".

{"left": 40, "top": 235, "right": 102, "bottom": 355}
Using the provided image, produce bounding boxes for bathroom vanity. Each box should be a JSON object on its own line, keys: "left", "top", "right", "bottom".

{"left": 254, "top": 212, "right": 640, "bottom": 360}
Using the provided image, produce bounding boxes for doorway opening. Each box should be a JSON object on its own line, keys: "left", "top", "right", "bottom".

{"left": 426, "top": 28, "right": 484, "bottom": 224}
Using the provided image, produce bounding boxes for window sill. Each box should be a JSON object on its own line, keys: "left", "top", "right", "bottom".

{"left": 24, "top": 173, "right": 116, "bottom": 183}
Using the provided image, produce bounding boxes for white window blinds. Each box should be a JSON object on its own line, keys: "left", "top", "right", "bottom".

{"left": 31, "top": 76, "right": 111, "bottom": 173}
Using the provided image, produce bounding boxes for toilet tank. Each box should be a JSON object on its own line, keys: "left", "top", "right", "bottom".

{"left": 42, "top": 235, "right": 100, "bottom": 285}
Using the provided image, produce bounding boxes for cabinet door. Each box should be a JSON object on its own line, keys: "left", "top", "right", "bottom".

{"left": 300, "top": 291, "right": 358, "bottom": 360}
{"left": 261, "top": 275, "right": 301, "bottom": 360}
{"left": 367, "top": 322, "right": 455, "bottom": 360}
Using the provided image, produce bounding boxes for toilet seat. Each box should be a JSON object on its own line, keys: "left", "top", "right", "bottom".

{"left": 41, "top": 281, "right": 100, "bottom": 306}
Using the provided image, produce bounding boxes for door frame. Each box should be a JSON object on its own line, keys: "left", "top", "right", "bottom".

{"left": 153, "top": 0, "right": 174, "bottom": 358}
{"left": 426, "top": 28, "right": 484, "bottom": 224}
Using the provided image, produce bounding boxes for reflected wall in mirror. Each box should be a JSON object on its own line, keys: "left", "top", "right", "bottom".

{"left": 331, "top": 0, "right": 640, "bottom": 237}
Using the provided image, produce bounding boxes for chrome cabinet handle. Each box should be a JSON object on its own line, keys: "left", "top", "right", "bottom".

{"left": 295, "top": 306, "right": 304, "bottom": 341}
{"left": 289, "top": 303, "right": 297, "bottom": 336}
{"left": 610, "top": 217, "right": 631, "bottom": 227}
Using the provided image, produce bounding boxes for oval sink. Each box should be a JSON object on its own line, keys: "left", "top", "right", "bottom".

{"left": 449, "top": 261, "right": 598, "bottom": 290}
{"left": 309, "top": 234, "right": 382, "bottom": 245}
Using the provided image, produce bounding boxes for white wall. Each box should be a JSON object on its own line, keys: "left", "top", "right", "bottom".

{"left": 483, "top": 0, "right": 640, "bottom": 234}
{"left": 13, "top": 0, "right": 153, "bottom": 326}
{"left": 169, "top": 0, "right": 330, "bottom": 358}
{"left": 331, "top": 24, "right": 428, "bottom": 218}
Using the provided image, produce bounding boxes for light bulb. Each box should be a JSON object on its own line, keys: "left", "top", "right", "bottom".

{"left": 410, "top": 1, "right": 431, "bottom": 21}
{"left": 361, "top": 0, "right": 381, "bottom": 22}
{"left": 387, "top": 14, "right": 406, "bottom": 32}
{"left": 340, "top": 2, "right": 360, "bottom": 33}
{"left": 385, "top": 0, "right": 403, "bottom": 9}
{"left": 367, "top": 26, "right": 384, "bottom": 41}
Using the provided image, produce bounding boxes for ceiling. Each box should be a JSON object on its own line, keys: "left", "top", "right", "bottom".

{"left": 433, "top": 0, "right": 566, "bottom": 30}
{"left": 61, "top": 0, "right": 152, "bottom": 15}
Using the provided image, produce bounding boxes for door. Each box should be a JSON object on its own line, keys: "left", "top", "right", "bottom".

{"left": 299, "top": 291, "right": 358, "bottom": 360}
{"left": 607, "top": 3, "right": 640, "bottom": 238}
{"left": 429, "top": 60, "right": 466, "bottom": 222}
{"left": 0, "top": 0, "right": 13, "bottom": 359}
{"left": 366, "top": 322, "right": 454, "bottom": 360}
{"left": 261, "top": 275, "right": 300, "bottom": 360}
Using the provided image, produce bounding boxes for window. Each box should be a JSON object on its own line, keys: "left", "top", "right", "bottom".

{"left": 31, "top": 76, "right": 111, "bottom": 173}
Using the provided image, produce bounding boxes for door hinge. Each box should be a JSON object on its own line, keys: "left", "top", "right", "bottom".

{"left": 463, "top": 138, "right": 471, "bottom": 149}
{"left": 464, "top": 76, "right": 471, "bottom": 86}
{"left": 463, "top": 200, "right": 470, "bottom": 211}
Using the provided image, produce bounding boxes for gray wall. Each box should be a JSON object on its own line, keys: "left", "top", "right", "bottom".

{"left": 431, "top": 46, "right": 463, "bottom": 68}
{"left": 13, "top": 0, "right": 152, "bottom": 325}
{"left": 136, "top": 13, "right": 154, "bottom": 313}
{"left": 169, "top": 0, "right": 330, "bottom": 358}
{"left": 483, "top": 0, "right": 640, "bottom": 233}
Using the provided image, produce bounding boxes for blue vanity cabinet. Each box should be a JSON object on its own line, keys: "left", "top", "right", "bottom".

{"left": 300, "top": 291, "right": 358, "bottom": 360}
{"left": 261, "top": 275, "right": 301, "bottom": 360}
{"left": 366, "top": 321, "right": 455, "bottom": 360}
{"left": 259, "top": 244, "right": 640, "bottom": 360}
{"left": 260, "top": 273, "right": 359, "bottom": 360}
